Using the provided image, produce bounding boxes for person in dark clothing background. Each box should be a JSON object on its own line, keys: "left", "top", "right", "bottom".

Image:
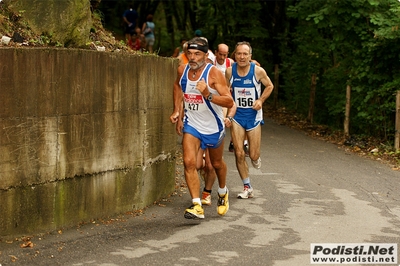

{"left": 123, "top": 4, "right": 139, "bottom": 46}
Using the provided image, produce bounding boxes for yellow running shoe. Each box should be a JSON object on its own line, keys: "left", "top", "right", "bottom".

{"left": 184, "top": 202, "right": 204, "bottom": 219}
{"left": 217, "top": 189, "right": 229, "bottom": 216}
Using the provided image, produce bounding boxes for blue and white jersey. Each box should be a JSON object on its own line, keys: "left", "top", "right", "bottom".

{"left": 179, "top": 63, "right": 225, "bottom": 135}
{"left": 230, "top": 62, "right": 263, "bottom": 122}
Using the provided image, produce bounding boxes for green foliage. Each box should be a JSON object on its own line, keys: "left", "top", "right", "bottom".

{"left": 281, "top": 0, "right": 400, "bottom": 141}
{"left": 96, "top": 0, "right": 273, "bottom": 63}
{"left": 95, "top": 0, "right": 400, "bottom": 143}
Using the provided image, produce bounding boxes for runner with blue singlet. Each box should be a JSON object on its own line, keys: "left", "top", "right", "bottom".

{"left": 225, "top": 41, "right": 274, "bottom": 199}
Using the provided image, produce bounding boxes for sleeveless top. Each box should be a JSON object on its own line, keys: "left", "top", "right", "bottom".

{"left": 214, "top": 58, "right": 231, "bottom": 75}
{"left": 179, "top": 63, "right": 224, "bottom": 135}
{"left": 144, "top": 22, "right": 155, "bottom": 38}
{"left": 230, "top": 62, "right": 263, "bottom": 122}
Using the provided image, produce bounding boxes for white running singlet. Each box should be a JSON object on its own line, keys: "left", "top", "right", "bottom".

{"left": 179, "top": 63, "right": 225, "bottom": 135}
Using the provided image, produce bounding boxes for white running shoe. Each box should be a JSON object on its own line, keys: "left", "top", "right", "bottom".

{"left": 237, "top": 186, "right": 254, "bottom": 199}
{"left": 251, "top": 157, "right": 261, "bottom": 169}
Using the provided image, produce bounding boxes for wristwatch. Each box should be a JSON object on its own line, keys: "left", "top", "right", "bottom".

{"left": 207, "top": 93, "right": 213, "bottom": 101}
{"left": 227, "top": 116, "right": 233, "bottom": 122}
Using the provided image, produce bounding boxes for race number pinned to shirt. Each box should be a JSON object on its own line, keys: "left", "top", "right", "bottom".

{"left": 234, "top": 87, "right": 255, "bottom": 108}
{"left": 184, "top": 93, "right": 208, "bottom": 112}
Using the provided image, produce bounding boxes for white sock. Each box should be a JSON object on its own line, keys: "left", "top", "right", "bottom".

{"left": 192, "top": 198, "right": 201, "bottom": 205}
{"left": 218, "top": 186, "right": 227, "bottom": 195}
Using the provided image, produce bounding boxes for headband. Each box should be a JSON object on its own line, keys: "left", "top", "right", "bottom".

{"left": 187, "top": 43, "right": 208, "bottom": 53}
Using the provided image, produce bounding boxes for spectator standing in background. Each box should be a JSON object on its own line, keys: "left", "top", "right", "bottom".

{"left": 142, "top": 14, "right": 155, "bottom": 53}
{"left": 123, "top": 4, "right": 139, "bottom": 47}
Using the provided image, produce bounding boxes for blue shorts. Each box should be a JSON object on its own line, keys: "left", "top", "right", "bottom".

{"left": 233, "top": 117, "right": 264, "bottom": 131}
{"left": 183, "top": 125, "right": 225, "bottom": 150}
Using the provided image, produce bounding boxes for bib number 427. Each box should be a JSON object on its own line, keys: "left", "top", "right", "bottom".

{"left": 187, "top": 103, "right": 199, "bottom": 111}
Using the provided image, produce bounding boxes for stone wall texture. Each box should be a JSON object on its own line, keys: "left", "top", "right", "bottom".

{"left": 0, "top": 48, "right": 178, "bottom": 238}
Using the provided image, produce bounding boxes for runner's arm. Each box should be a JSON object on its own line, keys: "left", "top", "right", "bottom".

{"left": 207, "top": 67, "right": 234, "bottom": 109}
{"left": 175, "top": 103, "right": 184, "bottom": 136}
{"left": 252, "top": 66, "right": 274, "bottom": 110}
{"left": 225, "top": 67, "right": 232, "bottom": 92}
{"left": 257, "top": 67, "right": 274, "bottom": 103}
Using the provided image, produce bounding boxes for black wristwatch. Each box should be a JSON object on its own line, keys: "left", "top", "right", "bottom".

{"left": 207, "top": 93, "right": 213, "bottom": 101}
{"left": 227, "top": 116, "right": 233, "bottom": 122}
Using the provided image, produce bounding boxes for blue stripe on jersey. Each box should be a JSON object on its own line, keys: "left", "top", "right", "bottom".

{"left": 201, "top": 64, "right": 224, "bottom": 133}
{"left": 180, "top": 65, "right": 189, "bottom": 93}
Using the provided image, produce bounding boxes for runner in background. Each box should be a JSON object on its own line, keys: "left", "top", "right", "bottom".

{"left": 172, "top": 38, "right": 188, "bottom": 58}
{"left": 178, "top": 41, "right": 188, "bottom": 65}
{"left": 226, "top": 41, "right": 274, "bottom": 199}
{"left": 216, "top": 44, "right": 249, "bottom": 155}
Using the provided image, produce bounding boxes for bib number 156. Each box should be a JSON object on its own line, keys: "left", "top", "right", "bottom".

{"left": 237, "top": 97, "right": 253, "bottom": 107}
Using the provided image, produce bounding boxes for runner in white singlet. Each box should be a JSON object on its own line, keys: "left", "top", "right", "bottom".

{"left": 214, "top": 43, "right": 234, "bottom": 76}
{"left": 170, "top": 37, "right": 234, "bottom": 219}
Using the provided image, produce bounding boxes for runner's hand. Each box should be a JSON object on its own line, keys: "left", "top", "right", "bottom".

{"left": 252, "top": 99, "right": 263, "bottom": 111}
{"left": 224, "top": 118, "right": 232, "bottom": 127}
{"left": 196, "top": 78, "right": 208, "bottom": 96}
{"left": 176, "top": 119, "right": 183, "bottom": 136}
{"left": 170, "top": 112, "right": 179, "bottom": 123}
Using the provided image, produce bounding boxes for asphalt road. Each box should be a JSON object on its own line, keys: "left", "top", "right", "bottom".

{"left": 1, "top": 117, "right": 400, "bottom": 266}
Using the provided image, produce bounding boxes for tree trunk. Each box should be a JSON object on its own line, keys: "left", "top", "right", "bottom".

{"left": 395, "top": 91, "right": 400, "bottom": 150}
{"left": 307, "top": 74, "right": 317, "bottom": 124}
{"left": 344, "top": 84, "right": 351, "bottom": 137}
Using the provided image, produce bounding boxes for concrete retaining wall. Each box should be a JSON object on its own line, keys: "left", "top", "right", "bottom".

{"left": 0, "top": 48, "right": 178, "bottom": 238}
